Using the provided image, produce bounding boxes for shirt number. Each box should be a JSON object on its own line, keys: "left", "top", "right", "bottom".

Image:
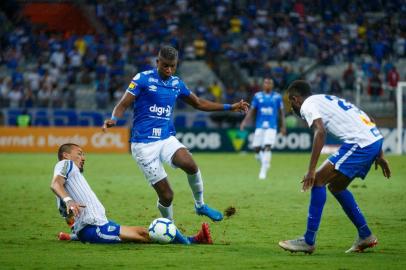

{"left": 325, "top": 95, "right": 353, "bottom": 111}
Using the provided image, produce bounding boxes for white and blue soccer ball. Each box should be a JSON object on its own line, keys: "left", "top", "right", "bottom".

{"left": 148, "top": 218, "right": 177, "bottom": 244}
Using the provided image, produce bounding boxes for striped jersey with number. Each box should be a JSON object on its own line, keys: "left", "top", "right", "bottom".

{"left": 54, "top": 160, "right": 108, "bottom": 234}
{"left": 300, "top": 94, "right": 382, "bottom": 147}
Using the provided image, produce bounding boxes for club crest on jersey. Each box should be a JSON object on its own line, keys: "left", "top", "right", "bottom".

{"left": 260, "top": 107, "right": 273, "bottom": 115}
{"left": 148, "top": 78, "right": 158, "bottom": 83}
{"left": 148, "top": 85, "right": 157, "bottom": 92}
{"left": 172, "top": 80, "right": 179, "bottom": 86}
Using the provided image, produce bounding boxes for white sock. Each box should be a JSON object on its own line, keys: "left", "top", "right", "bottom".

{"left": 255, "top": 153, "right": 261, "bottom": 162}
{"left": 71, "top": 233, "right": 78, "bottom": 241}
{"left": 187, "top": 170, "right": 204, "bottom": 208}
{"left": 261, "top": 150, "right": 271, "bottom": 169}
{"left": 157, "top": 201, "right": 174, "bottom": 220}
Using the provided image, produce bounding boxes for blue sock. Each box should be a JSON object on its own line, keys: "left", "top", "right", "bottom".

{"left": 333, "top": 189, "right": 371, "bottom": 239}
{"left": 188, "top": 236, "right": 197, "bottom": 244}
{"left": 172, "top": 229, "right": 191, "bottom": 245}
{"left": 304, "top": 186, "right": 327, "bottom": 245}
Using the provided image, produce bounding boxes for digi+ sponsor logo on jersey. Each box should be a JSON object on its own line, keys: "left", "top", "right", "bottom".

{"left": 149, "top": 104, "right": 172, "bottom": 117}
{"left": 260, "top": 107, "right": 274, "bottom": 115}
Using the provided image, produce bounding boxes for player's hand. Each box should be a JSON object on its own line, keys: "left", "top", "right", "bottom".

{"left": 66, "top": 200, "right": 86, "bottom": 217}
{"left": 375, "top": 157, "right": 391, "bottom": 179}
{"left": 102, "top": 119, "right": 117, "bottom": 132}
{"left": 232, "top": 99, "right": 249, "bottom": 114}
{"left": 301, "top": 170, "right": 316, "bottom": 192}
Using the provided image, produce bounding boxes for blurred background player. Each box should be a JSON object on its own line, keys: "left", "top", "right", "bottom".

{"left": 240, "top": 78, "right": 286, "bottom": 180}
{"left": 279, "top": 80, "right": 391, "bottom": 254}
{"left": 52, "top": 143, "right": 212, "bottom": 245}
{"left": 103, "top": 46, "right": 249, "bottom": 222}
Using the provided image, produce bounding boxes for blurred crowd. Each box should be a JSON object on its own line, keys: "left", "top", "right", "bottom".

{"left": 0, "top": 0, "right": 405, "bottom": 110}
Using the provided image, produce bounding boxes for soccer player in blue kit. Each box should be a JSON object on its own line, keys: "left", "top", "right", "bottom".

{"left": 278, "top": 80, "right": 391, "bottom": 254}
{"left": 240, "top": 78, "right": 286, "bottom": 180}
{"left": 103, "top": 46, "right": 249, "bottom": 222}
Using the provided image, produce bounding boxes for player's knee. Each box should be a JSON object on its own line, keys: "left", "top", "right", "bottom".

{"left": 183, "top": 162, "right": 198, "bottom": 175}
{"left": 327, "top": 183, "right": 339, "bottom": 193}
{"left": 159, "top": 190, "right": 174, "bottom": 205}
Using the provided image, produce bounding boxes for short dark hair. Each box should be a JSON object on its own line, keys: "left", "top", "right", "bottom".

{"left": 286, "top": 80, "right": 312, "bottom": 97}
{"left": 158, "top": 45, "right": 178, "bottom": 61}
{"left": 58, "top": 143, "right": 79, "bottom": 161}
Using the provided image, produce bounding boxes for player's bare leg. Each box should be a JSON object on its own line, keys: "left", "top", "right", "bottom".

{"left": 119, "top": 226, "right": 150, "bottom": 243}
{"left": 172, "top": 148, "right": 223, "bottom": 221}
{"left": 153, "top": 179, "right": 174, "bottom": 220}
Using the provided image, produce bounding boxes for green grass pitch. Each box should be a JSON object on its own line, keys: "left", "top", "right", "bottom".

{"left": 0, "top": 152, "right": 405, "bottom": 269}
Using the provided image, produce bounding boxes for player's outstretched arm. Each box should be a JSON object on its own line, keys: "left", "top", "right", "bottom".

{"left": 240, "top": 108, "right": 255, "bottom": 131}
{"left": 375, "top": 149, "right": 391, "bottom": 179}
{"left": 103, "top": 92, "right": 135, "bottom": 132}
{"left": 51, "top": 175, "right": 86, "bottom": 217}
{"left": 182, "top": 92, "right": 249, "bottom": 113}
{"left": 302, "top": 119, "right": 326, "bottom": 192}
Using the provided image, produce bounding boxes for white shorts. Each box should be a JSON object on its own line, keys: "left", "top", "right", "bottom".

{"left": 131, "top": 136, "right": 186, "bottom": 185}
{"left": 252, "top": 128, "right": 277, "bottom": 148}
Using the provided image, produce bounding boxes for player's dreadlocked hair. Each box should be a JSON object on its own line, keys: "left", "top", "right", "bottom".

{"left": 58, "top": 143, "right": 79, "bottom": 161}
{"left": 286, "top": 80, "right": 312, "bottom": 98}
{"left": 158, "top": 45, "right": 178, "bottom": 61}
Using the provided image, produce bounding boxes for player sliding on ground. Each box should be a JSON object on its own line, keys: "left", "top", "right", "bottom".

{"left": 52, "top": 143, "right": 212, "bottom": 245}
{"left": 240, "top": 77, "right": 286, "bottom": 180}
{"left": 279, "top": 80, "right": 391, "bottom": 254}
{"left": 103, "top": 45, "right": 249, "bottom": 222}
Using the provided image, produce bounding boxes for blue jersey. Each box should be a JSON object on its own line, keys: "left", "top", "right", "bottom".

{"left": 126, "top": 69, "right": 191, "bottom": 143}
{"left": 251, "top": 91, "right": 283, "bottom": 129}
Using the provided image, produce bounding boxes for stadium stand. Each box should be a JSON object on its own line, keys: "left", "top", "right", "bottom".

{"left": 0, "top": 0, "right": 405, "bottom": 127}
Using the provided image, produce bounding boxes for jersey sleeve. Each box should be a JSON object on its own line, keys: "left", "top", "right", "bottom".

{"left": 53, "top": 160, "right": 74, "bottom": 180}
{"left": 178, "top": 80, "right": 191, "bottom": 98}
{"left": 300, "top": 99, "right": 322, "bottom": 127}
{"left": 126, "top": 72, "right": 146, "bottom": 96}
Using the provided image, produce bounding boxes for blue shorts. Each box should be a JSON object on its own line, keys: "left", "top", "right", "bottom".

{"left": 77, "top": 220, "right": 121, "bottom": 244}
{"left": 328, "top": 139, "right": 383, "bottom": 180}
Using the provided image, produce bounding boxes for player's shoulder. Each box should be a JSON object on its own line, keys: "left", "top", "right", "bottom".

{"left": 54, "top": 159, "right": 76, "bottom": 176}
{"left": 304, "top": 94, "right": 324, "bottom": 104}
{"left": 254, "top": 92, "right": 263, "bottom": 98}
{"left": 272, "top": 91, "right": 282, "bottom": 98}
{"left": 55, "top": 159, "right": 71, "bottom": 168}
{"left": 131, "top": 69, "right": 156, "bottom": 82}
{"left": 301, "top": 95, "right": 326, "bottom": 113}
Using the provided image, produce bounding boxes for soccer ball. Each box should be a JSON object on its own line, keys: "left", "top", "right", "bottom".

{"left": 148, "top": 218, "right": 177, "bottom": 244}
